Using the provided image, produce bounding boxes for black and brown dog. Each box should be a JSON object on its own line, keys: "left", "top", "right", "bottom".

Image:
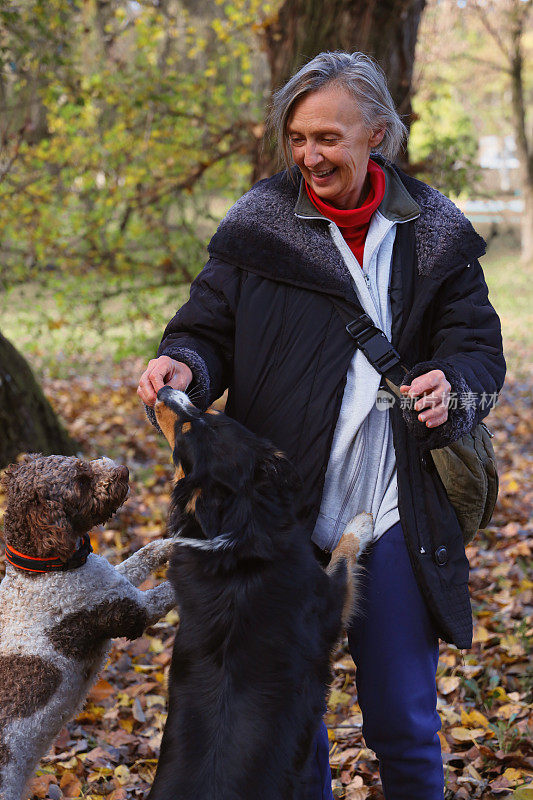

{"left": 148, "top": 387, "right": 373, "bottom": 800}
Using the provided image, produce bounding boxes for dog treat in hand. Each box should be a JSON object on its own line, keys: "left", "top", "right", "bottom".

{"left": 0, "top": 453, "right": 177, "bottom": 800}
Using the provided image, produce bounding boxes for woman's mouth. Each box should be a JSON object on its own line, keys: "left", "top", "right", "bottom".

{"left": 311, "top": 167, "right": 336, "bottom": 182}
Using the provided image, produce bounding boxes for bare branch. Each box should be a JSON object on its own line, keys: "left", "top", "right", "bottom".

{"left": 0, "top": 128, "right": 24, "bottom": 184}
{"left": 458, "top": 52, "right": 511, "bottom": 75}
{"left": 471, "top": 0, "right": 512, "bottom": 61}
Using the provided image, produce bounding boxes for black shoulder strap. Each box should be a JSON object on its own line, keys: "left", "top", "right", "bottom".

{"left": 331, "top": 298, "right": 408, "bottom": 397}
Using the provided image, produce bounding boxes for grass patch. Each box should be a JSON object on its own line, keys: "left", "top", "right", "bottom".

{"left": 481, "top": 233, "right": 532, "bottom": 381}
{"left": 0, "top": 271, "right": 191, "bottom": 379}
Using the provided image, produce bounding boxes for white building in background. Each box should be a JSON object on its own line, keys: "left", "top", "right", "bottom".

{"left": 478, "top": 135, "right": 520, "bottom": 194}
{"left": 459, "top": 135, "right": 522, "bottom": 225}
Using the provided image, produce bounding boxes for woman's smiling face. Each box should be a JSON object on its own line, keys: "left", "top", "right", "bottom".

{"left": 287, "top": 84, "right": 385, "bottom": 210}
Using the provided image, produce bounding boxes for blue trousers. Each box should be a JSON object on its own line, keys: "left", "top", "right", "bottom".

{"left": 311, "top": 522, "right": 444, "bottom": 800}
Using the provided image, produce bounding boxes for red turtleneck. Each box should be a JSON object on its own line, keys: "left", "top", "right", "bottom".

{"left": 305, "top": 158, "right": 386, "bottom": 268}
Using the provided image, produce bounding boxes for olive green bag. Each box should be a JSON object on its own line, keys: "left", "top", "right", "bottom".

{"left": 430, "top": 422, "right": 498, "bottom": 545}
{"left": 333, "top": 300, "right": 499, "bottom": 546}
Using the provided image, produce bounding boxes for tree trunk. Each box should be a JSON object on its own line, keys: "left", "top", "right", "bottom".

{"left": 0, "top": 332, "right": 77, "bottom": 469}
{"left": 521, "top": 183, "right": 533, "bottom": 266}
{"left": 509, "top": 4, "right": 533, "bottom": 265}
{"left": 253, "top": 0, "right": 426, "bottom": 180}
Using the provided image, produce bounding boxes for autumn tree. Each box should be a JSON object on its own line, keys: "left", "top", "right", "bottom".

{"left": 0, "top": 333, "right": 77, "bottom": 468}
{"left": 412, "top": 0, "right": 532, "bottom": 260}
{"left": 252, "top": 0, "right": 427, "bottom": 179}
{"left": 0, "top": 1, "right": 77, "bottom": 465}
{"left": 468, "top": 0, "right": 532, "bottom": 263}
{"left": 0, "top": 0, "right": 266, "bottom": 280}
{"left": 0, "top": 0, "right": 263, "bottom": 462}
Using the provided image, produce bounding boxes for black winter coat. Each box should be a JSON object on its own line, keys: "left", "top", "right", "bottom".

{"left": 155, "top": 160, "right": 505, "bottom": 649}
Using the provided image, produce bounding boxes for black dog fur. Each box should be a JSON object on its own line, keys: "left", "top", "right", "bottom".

{"left": 147, "top": 388, "right": 352, "bottom": 800}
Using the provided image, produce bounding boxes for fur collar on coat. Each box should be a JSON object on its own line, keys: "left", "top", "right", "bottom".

{"left": 208, "top": 158, "right": 486, "bottom": 297}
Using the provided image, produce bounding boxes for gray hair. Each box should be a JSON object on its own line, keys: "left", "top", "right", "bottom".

{"left": 269, "top": 51, "right": 407, "bottom": 169}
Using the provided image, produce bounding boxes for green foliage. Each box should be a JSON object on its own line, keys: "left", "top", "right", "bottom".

{"left": 0, "top": 0, "right": 274, "bottom": 285}
{"left": 409, "top": 86, "right": 481, "bottom": 198}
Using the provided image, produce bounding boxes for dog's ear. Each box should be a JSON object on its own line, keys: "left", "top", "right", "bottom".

{"left": 207, "top": 448, "right": 256, "bottom": 494}
{"left": 193, "top": 493, "right": 222, "bottom": 540}
{"left": 27, "top": 498, "right": 76, "bottom": 560}
{"left": 256, "top": 449, "right": 302, "bottom": 499}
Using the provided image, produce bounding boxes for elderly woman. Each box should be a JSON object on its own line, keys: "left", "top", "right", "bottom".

{"left": 138, "top": 52, "right": 505, "bottom": 800}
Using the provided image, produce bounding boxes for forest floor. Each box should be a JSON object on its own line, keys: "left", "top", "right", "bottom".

{"left": 0, "top": 234, "right": 531, "bottom": 799}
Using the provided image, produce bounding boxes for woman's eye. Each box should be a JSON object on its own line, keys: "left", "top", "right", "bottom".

{"left": 289, "top": 137, "right": 304, "bottom": 146}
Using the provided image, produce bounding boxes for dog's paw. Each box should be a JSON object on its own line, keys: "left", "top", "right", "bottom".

{"left": 335, "top": 512, "right": 374, "bottom": 564}
{"left": 143, "top": 538, "right": 175, "bottom": 561}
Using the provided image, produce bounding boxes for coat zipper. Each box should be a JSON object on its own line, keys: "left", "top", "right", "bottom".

{"left": 330, "top": 423, "right": 368, "bottom": 544}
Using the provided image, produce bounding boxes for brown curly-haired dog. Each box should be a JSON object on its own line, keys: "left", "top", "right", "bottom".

{"left": 0, "top": 454, "right": 176, "bottom": 800}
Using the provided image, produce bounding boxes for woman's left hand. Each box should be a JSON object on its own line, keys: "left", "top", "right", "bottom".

{"left": 399, "top": 369, "right": 451, "bottom": 428}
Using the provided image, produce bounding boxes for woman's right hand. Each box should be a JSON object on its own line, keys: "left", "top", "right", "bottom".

{"left": 137, "top": 356, "right": 193, "bottom": 407}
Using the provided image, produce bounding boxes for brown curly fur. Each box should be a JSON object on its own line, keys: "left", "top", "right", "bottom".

{"left": 1, "top": 454, "right": 129, "bottom": 562}
{"left": 47, "top": 598, "right": 148, "bottom": 661}
{"left": 0, "top": 655, "right": 62, "bottom": 767}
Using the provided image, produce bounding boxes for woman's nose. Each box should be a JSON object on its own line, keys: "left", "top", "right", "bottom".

{"left": 303, "top": 144, "right": 323, "bottom": 168}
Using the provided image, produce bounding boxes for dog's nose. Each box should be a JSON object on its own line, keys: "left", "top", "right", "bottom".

{"left": 116, "top": 465, "right": 129, "bottom": 481}
{"left": 91, "top": 458, "right": 129, "bottom": 481}
{"left": 157, "top": 387, "right": 200, "bottom": 417}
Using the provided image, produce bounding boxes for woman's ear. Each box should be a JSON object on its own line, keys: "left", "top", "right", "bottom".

{"left": 369, "top": 127, "right": 385, "bottom": 148}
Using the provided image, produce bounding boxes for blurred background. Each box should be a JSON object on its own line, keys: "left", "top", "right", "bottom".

{"left": 0, "top": 2, "right": 531, "bottom": 798}
{"left": 0, "top": 0, "right": 531, "bottom": 437}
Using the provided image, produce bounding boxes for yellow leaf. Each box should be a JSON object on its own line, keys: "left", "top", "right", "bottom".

{"left": 88, "top": 769, "right": 113, "bottom": 781}
{"left": 491, "top": 686, "right": 510, "bottom": 701}
{"left": 450, "top": 726, "right": 486, "bottom": 741}
{"left": 146, "top": 695, "right": 167, "bottom": 708}
{"left": 76, "top": 702, "right": 105, "bottom": 723}
{"left": 327, "top": 689, "right": 352, "bottom": 710}
{"left": 55, "top": 756, "right": 79, "bottom": 769}
{"left": 473, "top": 625, "right": 491, "bottom": 643}
{"left": 165, "top": 609, "right": 180, "bottom": 625}
{"left": 461, "top": 708, "right": 490, "bottom": 729}
{"left": 149, "top": 637, "right": 165, "bottom": 653}
{"left": 512, "top": 787, "right": 533, "bottom": 799}
{"left": 438, "top": 676, "right": 461, "bottom": 695}
{"left": 502, "top": 768, "right": 523, "bottom": 786}
{"left": 497, "top": 703, "right": 523, "bottom": 719}
{"left": 114, "top": 765, "right": 131, "bottom": 785}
